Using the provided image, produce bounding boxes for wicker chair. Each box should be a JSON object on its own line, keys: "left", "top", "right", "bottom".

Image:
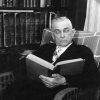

{"left": 41, "top": 29, "right": 100, "bottom": 100}
{"left": 0, "top": 71, "right": 14, "bottom": 99}
{"left": 0, "top": 72, "right": 14, "bottom": 92}
{"left": 53, "top": 87, "right": 100, "bottom": 100}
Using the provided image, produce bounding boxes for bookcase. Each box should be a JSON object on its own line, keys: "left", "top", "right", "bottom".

{"left": 0, "top": 1, "right": 52, "bottom": 48}
{"left": 0, "top": 0, "right": 86, "bottom": 49}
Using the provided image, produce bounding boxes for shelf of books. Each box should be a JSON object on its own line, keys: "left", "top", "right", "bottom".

{"left": 0, "top": 0, "right": 69, "bottom": 8}
{"left": 0, "top": 11, "right": 58, "bottom": 47}
{"left": 0, "top": 0, "right": 70, "bottom": 51}
{"left": 0, "top": 11, "right": 50, "bottom": 47}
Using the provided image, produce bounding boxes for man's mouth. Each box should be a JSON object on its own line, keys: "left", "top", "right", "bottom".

{"left": 60, "top": 40, "right": 67, "bottom": 43}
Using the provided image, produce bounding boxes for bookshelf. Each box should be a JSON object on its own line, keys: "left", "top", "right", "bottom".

{"left": 0, "top": 0, "right": 78, "bottom": 50}
{"left": 0, "top": 10, "right": 50, "bottom": 50}
{"left": 0, "top": 0, "right": 87, "bottom": 51}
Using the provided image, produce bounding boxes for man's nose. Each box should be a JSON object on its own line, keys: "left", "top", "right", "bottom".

{"left": 60, "top": 31, "right": 65, "bottom": 38}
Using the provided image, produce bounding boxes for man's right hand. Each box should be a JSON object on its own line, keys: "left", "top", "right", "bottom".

{"left": 20, "top": 50, "right": 33, "bottom": 56}
{"left": 19, "top": 50, "right": 33, "bottom": 60}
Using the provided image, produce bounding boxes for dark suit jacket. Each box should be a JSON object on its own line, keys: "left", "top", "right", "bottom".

{"left": 34, "top": 42, "right": 100, "bottom": 88}
{"left": 5, "top": 42, "right": 100, "bottom": 100}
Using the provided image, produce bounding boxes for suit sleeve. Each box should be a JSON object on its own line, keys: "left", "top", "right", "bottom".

{"left": 66, "top": 46, "right": 100, "bottom": 88}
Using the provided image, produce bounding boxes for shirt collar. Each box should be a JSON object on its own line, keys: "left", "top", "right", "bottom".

{"left": 56, "top": 42, "right": 73, "bottom": 50}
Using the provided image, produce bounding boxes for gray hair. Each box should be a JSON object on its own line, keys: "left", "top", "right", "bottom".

{"left": 51, "top": 16, "right": 73, "bottom": 29}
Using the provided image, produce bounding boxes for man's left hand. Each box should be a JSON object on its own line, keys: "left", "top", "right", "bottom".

{"left": 39, "top": 74, "right": 66, "bottom": 88}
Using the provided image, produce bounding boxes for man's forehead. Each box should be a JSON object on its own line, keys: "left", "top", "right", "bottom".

{"left": 52, "top": 20, "right": 72, "bottom": 29}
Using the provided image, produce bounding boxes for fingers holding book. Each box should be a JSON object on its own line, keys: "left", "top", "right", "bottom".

{"left": 39, "top": 74, "right": 67, "bottom": 88}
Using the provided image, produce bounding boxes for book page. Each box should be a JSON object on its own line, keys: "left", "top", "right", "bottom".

{"left": 55, "top": 58, "right": 84, "bottom": 75}
{"left": 26, "top": 54, "right": 55, "bottom": 70}
{"left": 55, "top": 58, "right": 84, "bottom": 67}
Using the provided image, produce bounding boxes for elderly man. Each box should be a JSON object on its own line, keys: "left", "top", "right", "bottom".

{"left": 5, "top": 16, "right": 100, "bottom": 100}
{"left": 35, "top": 16, "right": 100, "bottom": 88}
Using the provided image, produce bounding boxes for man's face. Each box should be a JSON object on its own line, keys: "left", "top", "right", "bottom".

{"left": 52, "top": 20, "right": 74, "bottom": 47}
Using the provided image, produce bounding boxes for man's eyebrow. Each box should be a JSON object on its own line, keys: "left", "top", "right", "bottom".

{"left": 64, "top": 27, "right": 71, "bottom": 29}
{"left": 53, "top": 29, "right": 60, "bottom": 31}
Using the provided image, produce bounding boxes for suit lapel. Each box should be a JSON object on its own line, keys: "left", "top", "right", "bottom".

{"left": 54, "top": 43, "right": 77, "bottom": 64}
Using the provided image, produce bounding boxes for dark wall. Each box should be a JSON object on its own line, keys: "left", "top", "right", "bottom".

{"left": 51, "top": 0, "right": 87, "bottom": 30}
{"left": 75, "top": 0, "right": 87, "bottom": 30}
{"left": 65, "top": 0, "right": 87, "bottom": 30}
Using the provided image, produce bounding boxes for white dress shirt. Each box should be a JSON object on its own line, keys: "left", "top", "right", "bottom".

{"left": 52, "top": 42, "right": 72, "bottom": 62}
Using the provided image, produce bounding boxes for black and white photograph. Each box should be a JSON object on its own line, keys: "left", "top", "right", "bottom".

{"left": 0, "top": 0, "right": 100, "bottom": 100}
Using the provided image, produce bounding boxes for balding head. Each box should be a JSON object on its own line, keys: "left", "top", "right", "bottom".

{"left": 51, "top": 16, "right": 73, "bottom": 29}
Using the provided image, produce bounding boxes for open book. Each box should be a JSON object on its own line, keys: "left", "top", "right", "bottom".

{"left": 26, "top": 54, "right": 85, "bottom": 79}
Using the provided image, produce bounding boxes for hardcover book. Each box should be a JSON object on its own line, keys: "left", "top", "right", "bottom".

{"left": 9, "top": 12, "right": 15, "bottom": 46}
{"left": 3, "top": 12, "right": 11, "bottom": 47}
{"left": 15, "top": 13, "right": 21, "bottom": 45}
{"left": 0, "top": 12, "right": 4, "bottom": 47}
{"left": 26, "top": 54, "right": 84, "bottom": 80}
{"left": 29, "top": 12, "right": 35, "bottom": 44}
{"left": 26, "top": 12, "right": 31, "bottom": 44}
{"left": 34, "top": 12, "right": 41, "bottom": 43}
{"left": 20, "top": 12, "right": 26, "bottom": 45}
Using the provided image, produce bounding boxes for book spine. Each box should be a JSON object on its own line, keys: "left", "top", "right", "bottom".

{"left": 33, "top": 0, "right": 36, "bottom": 7}
{"left": 9, "top": 13, "right": 15, "bottom": 46}
{"left": 6, "top": 0, "right": 9, "bottom": 7}
{"left": 0, "top": 12, "right": 4, "bottom": 47}
{"left": 24, "top": 0, "right": 27, "bottom": 7}
{"left": 15, "top": 13, "right": 21, "bottom": 45}
{"left": 20, "top": 12, "right": 26, "bottom": 45}
{"left": 40, "top": 0, "right": 46, "bottom": 8}
{"left": 3, "top": 13, "right": 11, "bottom": 47}
{"left": 29, "top": 13, "right": 35, "bottom": 44}
{"left": 30, "top": 0, "right": 34, "bottom": 7}
{"left": 26, "top": 12, "right": 31, "bottom": 44}
{"left": 9, "top": 0, "right": 13, "bottom": 7}
{"left": 0, "top": 0, "right": 3, "bottom": 7}
{"left": 34, "top": 12, "right": 41, "bottom": 43}
{"left": 2, "top": 0, "right": 7, "bottom": 7}
{"left": 49, "top": 12, "right": 52, "bottom": 29}
{"left": 14, "top": 13, "right": 16, "bottom": 45}
{"left": 27, "top": 0, "right": 30, "bottom": 7}
{"left": 44, "top": 11, "right": 48, "bottom": 28}
{"left": 33, "top": 0, "right": 40, "bottom": 7}
{"left": 13, "top": 0, "right": 18, "bottom": 7}
{"left": 13, "top": 0, "right": 16, "bottom": 7}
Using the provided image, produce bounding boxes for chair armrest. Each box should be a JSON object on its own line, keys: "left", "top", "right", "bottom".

{"left": 54, "top": 87, "right": 78, "bottom": 100}
{"left": 54, "top": 87, "right": 100, "bottom": 100}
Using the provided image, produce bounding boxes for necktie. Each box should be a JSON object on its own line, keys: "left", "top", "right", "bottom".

{"left": 56, "top": 46, "right": 61, "bottom": 55}
{"left": 52, "top": 47, "right": 61, "bottom": 62}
